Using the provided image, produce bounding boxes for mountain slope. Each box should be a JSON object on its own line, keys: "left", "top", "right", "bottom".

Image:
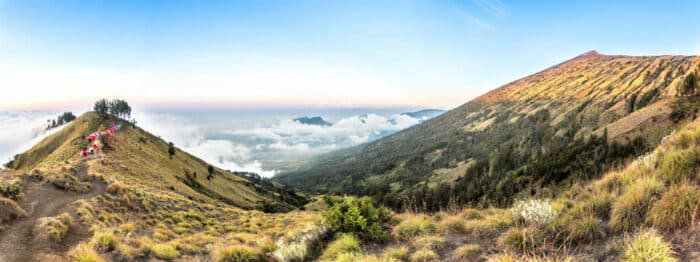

{"left": 275, "top": 52, "right": 700, "bottom": 209}
{"left": 7, "top": 112, "right": 306, "bottom": 211}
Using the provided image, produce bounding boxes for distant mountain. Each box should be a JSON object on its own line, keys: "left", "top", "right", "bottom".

{"left": 401, "top": 109, "right": 445, "bottom": 120}
{"left": 293, "top": 116, "right": 332, "bottom": 126}
{"left": 275, "top": 52, "right": 700, "bottom": 209}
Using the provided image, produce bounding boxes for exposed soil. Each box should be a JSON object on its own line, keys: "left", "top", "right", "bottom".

{"left": 0, "top": 162, "right": 105, "bottom": 262}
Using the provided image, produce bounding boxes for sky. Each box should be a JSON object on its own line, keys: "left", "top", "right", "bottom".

{"left": 0, "top": 0, "right": 698, "bottom": 110}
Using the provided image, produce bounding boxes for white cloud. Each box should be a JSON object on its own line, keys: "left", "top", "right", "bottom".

{"left": 0, "top": 111, "right": 64, "bottom": 164}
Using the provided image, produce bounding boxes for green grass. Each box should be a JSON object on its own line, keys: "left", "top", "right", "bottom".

{"left": 566, "top": 214, "right": 606, "bottom": 243}
{"left": 656, "top": 148, "right": 700, "bottom": 183}
{"left": 46, "top": 212, "right": 73, "bottom": 240}
{"left": 497, "top": 226, "right": 545, "bottom": 254}
{"left": 647, "top": 182, "right": 700, "bottom": 231}
{"left": 622, "top": 229, "right": 676, "bottom": 262}
{"left": 0, "top": 177, "right": 22, "bottom": 200}
{"left": 91, "top": 231, "right": 118, "bottom": 252}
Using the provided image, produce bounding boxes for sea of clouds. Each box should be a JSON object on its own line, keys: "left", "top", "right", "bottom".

{"left": 0, "top": 109, "right": 433, "bottom": 178}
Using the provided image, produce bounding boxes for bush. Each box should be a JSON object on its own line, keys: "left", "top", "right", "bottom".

{"left": 566, "top": 214, "right": 606, "bottom": 243}
{"left": 497, "top": 226, "right": 545, "bottom": 254}
{"left": 212, "top": 245, "right": 262, "bottom": 262}
{"left": 454, "top": 244, "right": 481, "bottom": 260}
{"left": 151, "top": 243, "right": 180, "bottom": 260}
{"left": 409, "top": 249, "right": 439, "bottom": 262}
{"left": 320, "top": 233, "right": 362, "bottom": 261}
{"left": 322, "top": 196, "right": 391, "bottom": 241}
{"left": 392, "top": 215, "right": 438, "bottom": 240}
{"left": 656, "top": 148, "right": 700, "bottom": 183}
{"left": 0, "top": 197, "right": 25, "bottom": 222}
{"left": 91, "top": 232, "right": 118, "bottom": 252}
{"left": 69, "top": 243, "right": 106, "bottom": 262}
{"left": 570, "top": 192, "right": 612, "bottom": 220}
{"left": 610, "top": 177, "right": 664, "bottom": 232}
{"left": 647, "top": 183, "right": 700, "bottom": 231}
{"left": 510, "top": 199, "right": 557, "bottom": 227}
{"left": 622, "top": 229, "right": 676, "bottom": 262}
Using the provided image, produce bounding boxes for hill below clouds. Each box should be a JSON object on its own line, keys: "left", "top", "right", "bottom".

{"left": 274, "top": 52, "right": 700, "bottom": 209}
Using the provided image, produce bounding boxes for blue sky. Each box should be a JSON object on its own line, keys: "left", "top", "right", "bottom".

{"left": 0, "top": 0, "right": 698, "bottom": 110}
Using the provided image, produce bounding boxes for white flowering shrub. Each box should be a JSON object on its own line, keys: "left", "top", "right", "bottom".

{"left": 510, "top": 199, "right": 557, "bottom": 227}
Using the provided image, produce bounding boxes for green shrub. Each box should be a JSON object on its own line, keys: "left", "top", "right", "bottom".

{"left": 320, "top": 233, "right": 362, "bottom": 261}
{"left": 647, "top": 183, "right": 700, "bottom": 231}
{"left": 610, "top": 177, "right": 664, "bottom": 232}
{"left": 392, "top": 215, "right": 438, "bottom": 240}
{"left": 212, "top": 245, "right": 262, "bottom": 262}
{"left": 322, "top": 196, "right": 391, "bottom": 241}
{"left": 454, "top": 244, "right": 481, "bottom": 260}
{"left": 622, "top": 229, "right": 676, "bottom": 262}
{"left": 151, "top": 243, "right": 180, "bottom": 260}
{"left": 657, "top": 148, "right": 700, "bottom": 183}
{"left": 409, "top": 249, "right": 439, "bottom": 262}
{"left": 570, "top": 192, "right": 612, "bottom": 220}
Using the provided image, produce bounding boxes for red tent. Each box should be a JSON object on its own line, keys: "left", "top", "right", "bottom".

{"left": 81, "top": 150, "right": 88, "bottom": 157}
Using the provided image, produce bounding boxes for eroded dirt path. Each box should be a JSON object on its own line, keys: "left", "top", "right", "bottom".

{"left": 0, "top": 163, "right": 106, "bottom": 262}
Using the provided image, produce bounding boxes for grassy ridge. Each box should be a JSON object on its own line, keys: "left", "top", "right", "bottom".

{"left": 275, "top": 54, "right": 700, "bottom": 209}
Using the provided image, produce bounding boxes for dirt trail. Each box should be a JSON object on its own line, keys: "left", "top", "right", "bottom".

{"left": 0, "top": 162, "right": 106, "bottom": 262}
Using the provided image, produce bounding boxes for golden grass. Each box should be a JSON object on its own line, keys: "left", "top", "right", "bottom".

{"left": 646, "top": 182, "right": 700, "bottom": 231}
{"left": 392, "top": 215, "right": 438, "bottom": 240}
{"left": 622, "top": 229, "right": 676, "bottom": 262}
{"left": 610, "top": 177, "right": 664, "bottom": 232}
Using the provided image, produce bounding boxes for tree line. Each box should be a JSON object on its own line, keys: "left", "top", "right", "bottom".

{"left": 46, "top": 112, "right": 76, "bottom": 130}
{"left": 93, "top": 99, "right": 132, "bottom": 119}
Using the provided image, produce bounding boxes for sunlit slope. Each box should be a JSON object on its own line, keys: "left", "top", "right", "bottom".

{"left": 8, "top": 112, "right": 305, "bottom": 210}
{"left": 275, "top": 52, "right": 700, "bottom": 208}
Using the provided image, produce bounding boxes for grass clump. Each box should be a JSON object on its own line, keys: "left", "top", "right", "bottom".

{"left": 69, "top": 243, "right": 106, "bottom": 262}
{"left": 392, "top": 215, "right": 438, "bottom": 240}
{"left": 91, "top": 231, "right": 118, "bottom": 252}
{"left": 462, "top": 208, "right": 483, "bottom": 220}
{"left": 382, "top": 246, "right": 409, "bottom": 261}
{"left": 497, "top": 226, "right": 545, "bottom": 254}
{"left": 656, "top": 148, "right": 700, "bottom": 183}
{"left": 409, "top": 249, "right": 440, "bottom": 262}
{"left": 610, "top": 177, "right": 664, "bottom": 232}
{"left": 647, "top": 183, "right": 700, "bottom": 231}
{"left": 0, "top": 197, "right": 25, "bottom": 222}
{"left": 439, "top": 215, "right": 467, "bottom": 233}
{"left": 0, "top": 177, "right": 22, "bottom": 200}
{"left": 622, "top": 229, "right": 676, "bottom": 262}
{"left": 413, "top": 235, "right": 447, "bottom": 252}
{"left": 566, "top": 214, "right": 606, "bottom": 243}
{"left": 212, "top": 245, "right": 262, "bottom": 262}
{"left": 320, "top": 233, "right": 362, "bottom": 261}
{"left": 150, "top": 243, "right": 180, "bottom": 260}
{"left": 47, "top": 212, "right": 73, "bottom": 240}
{"left": 454, "top": 244, "right": 481, "bottom": 260}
